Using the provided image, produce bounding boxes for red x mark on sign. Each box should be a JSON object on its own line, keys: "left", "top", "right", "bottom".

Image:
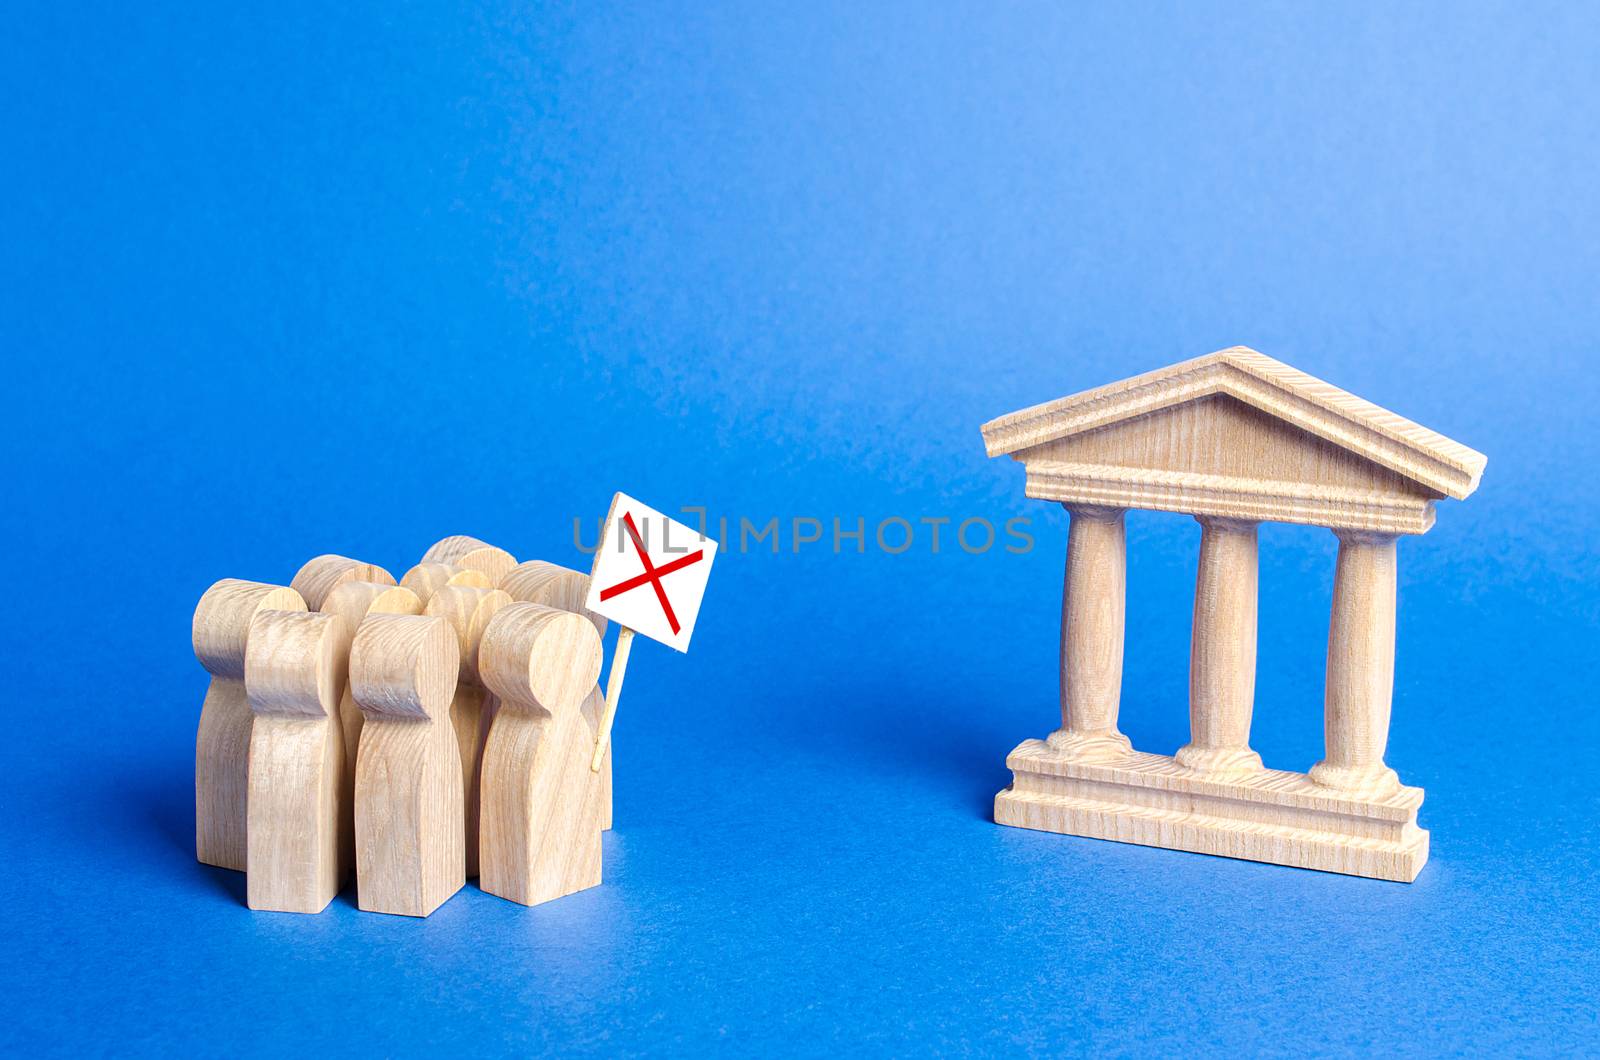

{"left": 597, "top": 511, "right": 706, "bottom": 635}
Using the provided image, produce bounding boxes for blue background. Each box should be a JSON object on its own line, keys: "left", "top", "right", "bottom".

{"left": 4, "top": 2, "right": 1597, "bottom": 1054}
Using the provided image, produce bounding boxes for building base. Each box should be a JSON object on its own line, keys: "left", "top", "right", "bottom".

{"left": 994, "top": 739, "right": 1428, "bottom": 883}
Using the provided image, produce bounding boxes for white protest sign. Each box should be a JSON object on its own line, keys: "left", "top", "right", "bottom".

{"left": 583, "top": 492, "right": 718, "bottom": 769}
{"left": 585, "top": 492, "right": 717, "bottom": 653}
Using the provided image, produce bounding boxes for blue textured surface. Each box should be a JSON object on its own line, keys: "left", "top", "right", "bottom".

{"left": 4, "top": 3, "right": 1598, "bottom": 1055}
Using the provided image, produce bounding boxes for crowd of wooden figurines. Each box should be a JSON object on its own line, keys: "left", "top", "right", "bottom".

{"left": 194, "top": 535, "right": 610, "bottom": 916}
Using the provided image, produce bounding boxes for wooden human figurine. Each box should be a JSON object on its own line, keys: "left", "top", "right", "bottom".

{"left": 319, "top": 582, "right": 423, "bottom": 793}
{"left": 349, "top": 613, "right": 465, "bottom": 917}
{"left": 290, "top": 554, "right": 395, "bottom": 611}
{"left": 315, "top": 582, "right": 423, "bottom": 878}
{"left": 499, "top": 560, "right": 614, "bottom": 829}
{"left": 478, "top": 602, "right": 605, "bottom": 906}
{"left": 422, "top": 584, "right": 514, "bottom": 877}
{"left": 420, "top": 535, "right": 518, "bottom": 585}
{"left": 193, "top": 578, "right": 306, "bottom": 871}
{"left": 981, "top": 346, "right": 1486, "bottom": 882}
{"left": 243, "top": 609, "right": 346, "bottom": 913}
{"left": 400, "top": 561, "right": 492, "bottom": 606}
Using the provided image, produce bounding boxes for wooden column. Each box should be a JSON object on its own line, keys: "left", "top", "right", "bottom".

{"left": 1176, "top": 516, "right": 1263, "bottom": 775}
{"left": 1310, "top": 530, "right": 1401, "bottom": 794}
{"left": 1046, "top": 504, "right": 1131, "bottom": 760}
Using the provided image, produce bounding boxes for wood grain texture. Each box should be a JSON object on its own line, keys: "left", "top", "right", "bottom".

{"left": 244, "top": 609, "right": 346, "bottom": 913}
{"left": 422, "top": 585, "right": 514, "bottom": 878}
{"left": 1309, "top": 531, "right": 1401, "bottom": 796}
{"left": 985, "top": 349, "right": 1487, "bottom": 533}
{"left": 400, "top": 562, "right": 492, "bottom": 606}
{"left": 996, "top": 742, "right": 1427, "bottom": 882}
{"left": 1174, "top": 517, "right": 1263, "bottom": 776}
{"left": 478, "top": 602, "right": 605, "bottom": 907}
{"left": 1047, "top": 506, "right": 1131, "bottom": 761}
{"left": 193, "top": 578, "right": 306, "bottom": 871}
{"left": 499, "top": 561, "right": 608, "bottom": 637}
{"left": 499, "top": 560, "right": 613, "bottom": 830}
{"left": 349, "top": 613, "right": 464, "bottom": 917}
{"left": 1020, "top": 453, "right": 1435, "bottom": 534}
{"left": 290, "top": 555, "right": 395, "bottom": 611}
{"left": 981, "top": 346, "right": 1486, "bottom": 498}
{"left": 319, "top": 583, "right": 423, "bottom": 807}
{"left": 420, "top": 535, "right": 518, "bottom": 584}
{"left": 983, "top": 349, "right": 1484, "bottom": 881}
{"left": 1028, "top": 393, "right": 1433, "bottom": 497}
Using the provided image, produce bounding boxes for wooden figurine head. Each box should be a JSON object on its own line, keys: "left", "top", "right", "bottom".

{"left": 349, "top": 613, "right": 460, "bottom": 723}
{"left": 290, "top": 555, "right": 396, "bottom": 612}
{"left": 193, "top": 579, "right": 307, "bottom": 679}
{"left": 424, "top": 586, "right": 514, "bottom": 688}
{"left": 480, "top": 602, "right": 603, "bottom": 718}
{"left": 400, "top": 562, "right": 493, "bottom": 607}
{"left": 498, "top": 560, "right": 607, "bottom": 638}
{"left": 320, "top": 582, "right": 422, "bottom": 645}
{"left": 420, "top": 535, "right": 518, "bottom": 584}
{"left": 244, "top": 609, "right": 341, "bottom": 720}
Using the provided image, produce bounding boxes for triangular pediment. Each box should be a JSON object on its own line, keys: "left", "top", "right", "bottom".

{"left": 1022, "top": 392, "right": 1433, "bottom": 500}
{"left": 981, "top": 347, "right": 1485, "bottom": 500}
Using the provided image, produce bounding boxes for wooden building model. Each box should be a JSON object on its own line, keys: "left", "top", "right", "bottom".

{"left": 980, "top": 346, "right": 1486, "bottom": 882}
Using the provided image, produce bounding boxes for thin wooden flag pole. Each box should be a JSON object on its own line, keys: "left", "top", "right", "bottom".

{"left": 591, "top": 625, "right": 635, "bottom": 771}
